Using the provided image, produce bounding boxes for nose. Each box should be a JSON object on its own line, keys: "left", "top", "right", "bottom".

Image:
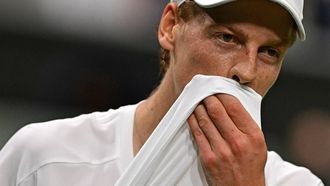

{"left": 229, "top": 49, "right": 257, "bottom": 85}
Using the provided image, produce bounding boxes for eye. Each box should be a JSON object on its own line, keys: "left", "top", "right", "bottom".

{"left": 259, "top": 47, "right": 280, "bottom": 58}
{"left": 266, "top": 48, "right": 279, "bottom": 57}
{"left": 258, "top": 47, "right": 282, "bottom": 64}
{"left": 216, "top": 33, "right": 235, "bottom": 43}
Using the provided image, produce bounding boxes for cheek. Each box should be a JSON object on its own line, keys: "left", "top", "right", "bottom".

{"left": 173, "top": 46, "right": 237, "bottom": 93}
{"left": 176, "top": 49, "right": 217, "bottom": 85}
{"left": 269, "top": 63, "right": 282, "bottom": 84}
{"left": 258, "top": 64, "right": 282, "bottom": 96}
{"left": 172, "top": 55, "right": 201, "bottom": 94}
{"left": 187, "top": 41, "right": 234, "bottom": 76}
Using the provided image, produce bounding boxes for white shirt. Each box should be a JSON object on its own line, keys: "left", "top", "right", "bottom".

{"left": 0, "top": 105, "right": 136, "bottom": 186}
{"left": 0, "top": 104, "right": 324, "bottom": 186}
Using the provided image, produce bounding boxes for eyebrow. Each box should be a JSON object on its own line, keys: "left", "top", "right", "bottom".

{"left": 206, "top": 23, "right": 292, "bottom": 47}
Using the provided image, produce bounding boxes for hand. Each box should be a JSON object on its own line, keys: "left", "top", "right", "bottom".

{"left": 188, "top": 94, "right": 267, "bottom": 186}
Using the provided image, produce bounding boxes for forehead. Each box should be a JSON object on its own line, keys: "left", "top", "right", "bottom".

{"left": 196, "top": 0, "right": 296, "bottom": 44}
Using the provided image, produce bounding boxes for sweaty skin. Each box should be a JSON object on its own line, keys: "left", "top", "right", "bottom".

{"left": 134, "top": 1, "right": 295, "bottom": 185}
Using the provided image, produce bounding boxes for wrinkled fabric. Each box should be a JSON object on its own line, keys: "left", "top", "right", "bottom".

{"left": 0, "top": 75, "right": 323, "bottom": 186}
{"left": 115, "top": 75, "right": 262, "bottom": 186}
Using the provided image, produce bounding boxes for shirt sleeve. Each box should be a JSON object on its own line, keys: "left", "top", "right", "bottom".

{"left": 265, "top": 151, "right": 324, "bottom": 186}
{"left": 0, "top": 125, "right": 37, "bottom": 186}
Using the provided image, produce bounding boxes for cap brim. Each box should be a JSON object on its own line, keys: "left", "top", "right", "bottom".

{"left": 193, "top": 0, "right": 305, "bottom": 40}
{"left": 271, "top": 0, "right": 306, "bottom": 40}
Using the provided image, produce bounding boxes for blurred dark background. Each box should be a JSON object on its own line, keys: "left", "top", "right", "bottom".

{"left": 0, "top": 0, "right": 329, "bottom": 184}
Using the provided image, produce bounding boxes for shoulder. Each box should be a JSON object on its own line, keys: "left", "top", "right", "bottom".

{"left": 3, "top": 103, "right": 137, "bottom": 154}
{"left": 0, "top": 104, "right": 137, "bottom": 185}
{"left": 265, "top": 151, "right": 324, "bottom": 186}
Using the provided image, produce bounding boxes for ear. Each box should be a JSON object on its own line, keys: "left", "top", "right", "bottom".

{"left": 158, "top": 3, "right": 179, "bottom": 51}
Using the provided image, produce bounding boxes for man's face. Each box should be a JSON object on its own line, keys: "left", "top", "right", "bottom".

{"left": 168, "top": 1, "right": 295, "bottom": 97}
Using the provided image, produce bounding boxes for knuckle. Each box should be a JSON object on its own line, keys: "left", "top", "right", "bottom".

{"left": 218, "top": 149, "right": 232, "bottom": 163}
{"left": 230, "top": 137, "right": 247, "bottom": 156}
{"left": 198, "top": 116, "right": 209, "bottom": 128}
{"left": 226, "top": 103, "right": 240, "bottom": 117}
{"left": 230, "top": 132, "right": 267, "bottom": 157}
{"left": 207, "top": 103, "right": 222, "bottom": 119}
{"left": 201, "top": 153, "right": 218, "bottom": 170}
{"left": 249, "top": 128, "right": 264, "bottom": 140}
{"left": 250, "top": 131, "right": 266, "bottom": 148}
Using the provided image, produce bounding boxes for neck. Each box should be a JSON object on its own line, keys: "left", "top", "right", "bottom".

{"left": 133, "top": 72, "right": 177, "bottom": 155}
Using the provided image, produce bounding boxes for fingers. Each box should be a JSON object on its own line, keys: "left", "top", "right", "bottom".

{"left": 214, "top": 94, "right": 266, "bottom": 151}
{"left": 215, "top": 94, "right": 260, "bottom": 134}
{"left": 187, "top": 113, "right": 212, "bottom": 154}
{"left": 188, "top": 104, "right": 229, "bottom": 155}
{"left": 188, "top": 95, "right": 267, "bottom": 186}
{"left": 188, "top": 94, "right": 264, "bottom": 154}
{"left": 202, "top": 95, "right": 239, "bottom": 140}
{"left": 189, "top": 94, "right": 264, "bottom": 153}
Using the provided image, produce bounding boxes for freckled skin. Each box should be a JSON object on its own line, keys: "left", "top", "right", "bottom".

{"left": 169, "top": 1, "right": 294, "bottom": 97}
{"left": 134, "top": 1, "right": 296, "bottom": 186}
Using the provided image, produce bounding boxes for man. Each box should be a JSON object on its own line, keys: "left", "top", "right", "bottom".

{"left": 0, "top": 0, "right": 324, "bottom": 185}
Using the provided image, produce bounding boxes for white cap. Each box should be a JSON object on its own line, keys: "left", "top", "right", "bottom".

{"left": 171, "top": 0, "right": 305, "bottom": 40}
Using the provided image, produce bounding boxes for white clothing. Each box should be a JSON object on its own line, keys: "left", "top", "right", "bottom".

{"left": 114, "top": 75, "right": 323, "bottom": 186}
{"left": 0, "top": 76, "right": 324, "bottom": 186}
{"left": 115, "top": 75, "right": 263, "bottom": 185}
{"left": 0, "top": 105, "right": 323, "bottom": 186}
{"left": 0, "top": 105, "right": 136, "bottom": 186}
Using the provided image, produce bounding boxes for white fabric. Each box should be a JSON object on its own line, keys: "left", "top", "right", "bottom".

{"left": 115, "top": 75, "right": 262, "bottom": 185}
{"left": 0, "top": 105, "right": 137, "bottom": 186}
{"left": 0, "top": 75, "right": 324, "bottom": 186}
{"left": 114, "top": 75, "right": 323, "bottom": 186}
